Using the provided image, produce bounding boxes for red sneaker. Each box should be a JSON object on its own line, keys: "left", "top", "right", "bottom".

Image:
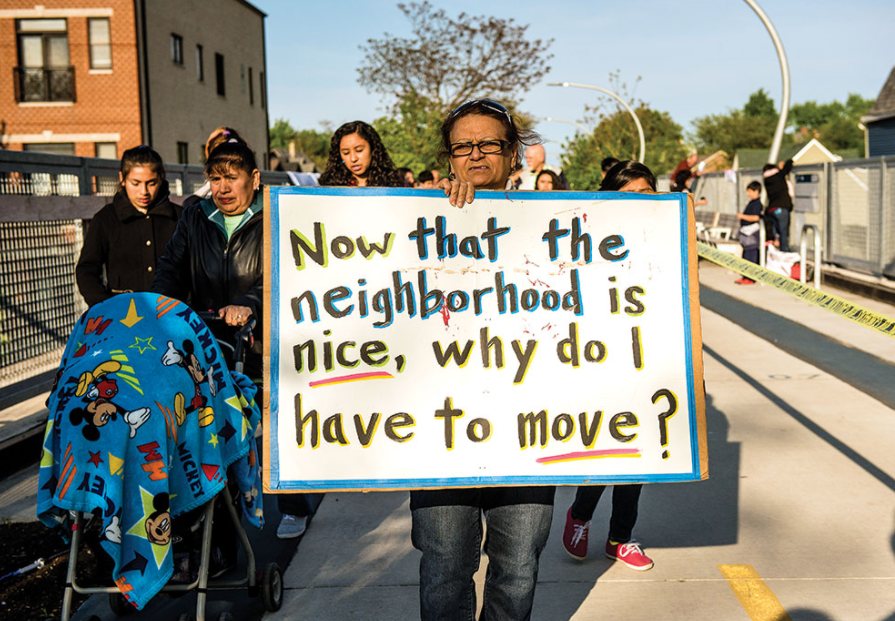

{"left": 605, "top": 539, "right": 654, "bottom": 571}
{"left": 562, "top": 508, "right": 590, "bottom": 560}
{"left": 734, "top": 278, "right": 755, "bottom": 285}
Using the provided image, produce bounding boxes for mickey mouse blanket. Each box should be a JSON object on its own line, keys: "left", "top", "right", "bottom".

{"left": 36, "top": 292, "right": 263, "bottom": 610}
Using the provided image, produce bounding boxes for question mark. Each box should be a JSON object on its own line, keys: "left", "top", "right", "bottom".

{"left": 652, "top": 388, "right": 678, "bottom": 459}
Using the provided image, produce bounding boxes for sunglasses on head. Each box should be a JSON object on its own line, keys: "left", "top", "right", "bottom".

{"left": 448, "top": 99, "right": 513, "bottom": 126}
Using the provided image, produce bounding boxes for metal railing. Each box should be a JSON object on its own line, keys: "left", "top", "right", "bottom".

{"left": 662, "top": 155, "right": 895, "bottom": 280}
{"left": 0, "top": 150, "right": 291, "bottom": 392}
{"left": 14, "top": 66, "right": 76, "bottom": 103}
{"left": 800, "top": 224, "right": 822, "bottom": 289}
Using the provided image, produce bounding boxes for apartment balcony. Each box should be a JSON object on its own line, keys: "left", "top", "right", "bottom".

{"left": 13, "top": 66, "right": 76, "bottom": 103}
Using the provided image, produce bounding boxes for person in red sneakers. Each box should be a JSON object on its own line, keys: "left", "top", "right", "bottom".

{"left": 562, "top": 485, "right": 653, "bottom": 570}
{"left": 561, "top": 161, "right": 659, "bottom": 572}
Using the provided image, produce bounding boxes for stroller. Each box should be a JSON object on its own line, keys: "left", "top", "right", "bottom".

{"left": 36, "top": 294, "right": 283, "bottom": 621}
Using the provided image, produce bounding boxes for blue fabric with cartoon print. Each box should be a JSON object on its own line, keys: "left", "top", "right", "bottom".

{"left": 36, "top": 292, "right": 263, "bottom": 610}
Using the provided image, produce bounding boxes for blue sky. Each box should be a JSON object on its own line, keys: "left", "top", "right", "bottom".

{"left": 254, "top": 0, "right": 894, "bottom": 164}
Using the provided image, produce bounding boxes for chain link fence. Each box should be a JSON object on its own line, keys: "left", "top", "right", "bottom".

{"left": 662, "top": 156, "right": 895, "bottom": 277}
{"left": 0, "top": 150, "right": 291, "bottom": 393}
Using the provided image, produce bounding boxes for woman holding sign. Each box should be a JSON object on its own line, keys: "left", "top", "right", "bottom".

{"left": 318, "top": 121, "right": 403, "bottom": 188}
{"left": 411, "top": 99, "right": 553, "bottom": 621}
{"left": 561, "top": 160, "right": 657, "bottom": 571}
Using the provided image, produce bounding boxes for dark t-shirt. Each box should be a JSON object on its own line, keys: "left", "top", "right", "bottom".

{"left": 744, "top": 198, "right": 762, "bottom": 216}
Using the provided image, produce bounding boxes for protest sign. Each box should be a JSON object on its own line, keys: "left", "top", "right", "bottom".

{"left": 263, "top": 187, "right": 706, "bottom": 492}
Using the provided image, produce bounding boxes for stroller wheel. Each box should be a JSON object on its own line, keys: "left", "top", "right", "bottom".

{"left": 261, "top": 562, "right": 283, "bottom": 612}
{"left": 109, "top": 592, "right": 134, "bottom": 616}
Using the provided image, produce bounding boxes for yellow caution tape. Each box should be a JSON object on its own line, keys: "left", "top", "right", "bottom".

{"left": 697, "top": 242, "right": 895, "bottom": 338}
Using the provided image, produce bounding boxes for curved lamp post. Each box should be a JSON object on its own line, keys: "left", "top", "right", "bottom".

{"left": 742, "top": 0, "right": 790, "bottom": 164}
{"left": 548, "top": 81, "right": 645, "bottom": 163}
{"left": 543, "top": 116, "right": 590, "bottom": 135}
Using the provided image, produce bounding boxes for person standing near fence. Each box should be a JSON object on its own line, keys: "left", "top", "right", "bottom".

{"left": 76, "top": 146, "right": 182, "bottom": 307}
{"left": 735, "top": 181, "right": 763, "bottom": 285}
{"left": 763, "top": 159, "right": 794, "bottom": 251}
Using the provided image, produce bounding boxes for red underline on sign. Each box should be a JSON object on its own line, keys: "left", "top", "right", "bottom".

{"left": 308, "top": 371, "right": 394, "bottom": 388}
{"left": 536, "top": 449, "right": 642, "bottom": 465}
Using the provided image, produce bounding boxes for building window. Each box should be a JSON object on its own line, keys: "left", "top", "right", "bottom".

{"left": 177, "top": 142, "right": 189, "bottom": 164}
{"left": 23, "top": 142, "right": 75, "bottom": 155}
{"left": 259, "top": 70, "right": 265, "bottom": 109}
{"left": 171, "top": 33, "right": 183, "bottom": 65}
{"left": 215, "top": 53, "right": 225, "bottom": 96}
{"left": 15, "top": 19, "right": 74, "bottom": 102}
{"left": 196, "top": 44, "right": 204, "bottom": 81}
{"left": 95, "top": 142, "right": 117, "bottom": 159}
{"left": 248, "top": 67, "right": 254, "bottom": 105}
{"left": 88, "top": 18, "right": 111, "bottom": 69}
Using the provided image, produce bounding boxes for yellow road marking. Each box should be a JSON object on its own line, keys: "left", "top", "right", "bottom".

{"left": 718, "top": 564, "right": 792, "bottom": 621}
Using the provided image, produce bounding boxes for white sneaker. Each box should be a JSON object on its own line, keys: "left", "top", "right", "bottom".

{"left": 276, "top": 514, "right": 308, "bottom": 539}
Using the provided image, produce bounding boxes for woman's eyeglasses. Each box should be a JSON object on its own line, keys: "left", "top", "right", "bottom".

{"left": 449, "top": 140, "right": 511, "bottom": 157}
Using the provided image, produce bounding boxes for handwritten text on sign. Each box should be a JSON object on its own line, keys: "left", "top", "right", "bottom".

{"left": 265, "top": 188, "right": 706, "bottom": 491}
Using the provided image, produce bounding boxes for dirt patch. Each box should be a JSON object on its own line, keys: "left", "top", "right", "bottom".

{"left": 0, "top": 521, "right": 97, "bottom": 620}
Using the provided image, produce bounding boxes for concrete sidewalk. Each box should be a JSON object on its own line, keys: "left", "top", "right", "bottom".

{"left": 5, "top": 261, "right": 895, "bottom": 619}
{"left": 266, "top": 263, "right": 895, "bottom": 621}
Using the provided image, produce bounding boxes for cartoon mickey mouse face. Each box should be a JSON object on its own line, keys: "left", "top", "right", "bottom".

{"left": 182, "top": 341, "right": 206, "bottom": 385}
{"left": 70, "top": 404, "right": 118, "bottom": 441}
{"left": 145, "top": 492, "right": 172, "bottom": 546}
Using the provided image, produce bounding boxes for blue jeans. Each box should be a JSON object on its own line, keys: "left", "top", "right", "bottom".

{"left": 410, "top": 487, "right": 555, "bottom": 621}
{"left": 769, "top": 208, "right": 790, "bottom": 252}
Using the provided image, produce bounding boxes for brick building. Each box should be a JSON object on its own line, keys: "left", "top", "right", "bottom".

{"left": 0, "top": 0, "right": 269, "bottom": 166}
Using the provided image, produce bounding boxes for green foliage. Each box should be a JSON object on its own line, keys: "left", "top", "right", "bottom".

{"left": 358, "top": 2, "right": 553, "bottom": 114}
{"left": 373, "top": 93, "right": 444, "bottom": 175}
{"left": 292, "top": 130, "right": 331, "bottom": 171}
{"left": 694, "top": 90, "right": 874, "bottom": 156}
{"left": 789, "top": 93, "right": 873, "bottom": 151}
{"left": 269, "top": 118, "right": 330, "bottom": 170}
{"left": 561, "top": 106, "right": 688, "bottom": 190}
{"left": 692, "top": 109, "right": 780, "bottom": 157}
{"left": 744, "top": 88, "right": 777, "bottom": 121}
{"left": 269, "top": 118, "right": 296, "bottom": 151}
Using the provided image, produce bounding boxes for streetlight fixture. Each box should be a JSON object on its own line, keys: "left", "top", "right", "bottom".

{"left": 548, "top": 81, "right": 645, "bottom": 163}
{"left": 742, "top": 0, "right": 790, "bottom": 164}
{"left": 543, "top": 117, "right": 590, "bottom": 135}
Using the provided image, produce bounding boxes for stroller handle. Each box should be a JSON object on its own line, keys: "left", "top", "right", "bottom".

{"left": 195, "top": 311, "right": 257, "bottom": 374}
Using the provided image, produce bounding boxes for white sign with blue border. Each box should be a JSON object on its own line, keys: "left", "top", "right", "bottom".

{"left": 263, "top": 187, "right": 707, "bottom": 492}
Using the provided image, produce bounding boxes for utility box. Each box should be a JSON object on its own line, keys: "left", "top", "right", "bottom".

{"left": 794, "top": 173, "right": 820, "bottom": 213}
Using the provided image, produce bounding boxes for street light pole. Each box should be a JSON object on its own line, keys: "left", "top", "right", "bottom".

{"left": 543, "top": 117, "right": 590, "bottom": 135}
{"left": 548, "top": 81, "right": 646, "bottom": 163}
{"left": 742, "top": 0, "right": 790, "bottom": 164}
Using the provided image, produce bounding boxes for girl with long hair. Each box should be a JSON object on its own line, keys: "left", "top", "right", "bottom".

{"left": 318, "top": 121, "right": 402, "bottom": 187}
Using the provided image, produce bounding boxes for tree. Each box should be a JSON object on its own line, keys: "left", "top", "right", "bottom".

{"left": 789, "top": 93, "right": 873, "bottom": 151}
{"left": 692, "top": 90, "right": 782, "bottom": 156}
{"left": 743, "top": 88, "right": 778, "bottom": 122}
{"left": 269, "top": 118, "right": 331, "bottom": 170}
{"left": 357, "top": 2, "right": 553, "bottom": 114}
{"left": 692, "top": 110, "right": 779, "bottom": 156}
{"left": 269, "top": 118, "right": 296, "bottom": 151}
{"left": 562, "top": 106, "right": 688, "bottom": 190}
{"left": 373, "top": 93, "right": 444, "bottom": 174}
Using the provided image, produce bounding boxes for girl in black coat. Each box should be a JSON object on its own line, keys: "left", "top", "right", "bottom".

{"left": 76, "top": 146, "right": 182, "bottom": 307}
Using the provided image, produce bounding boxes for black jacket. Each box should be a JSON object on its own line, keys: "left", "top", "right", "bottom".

{"left": 76, "top": 183, "right": 182, "bottom": 307}
{"left": 151, "top": 192, "right": 264, "bottom": 372}
{"left": 764, "top": 159, "right": 794, "bottom": 210}
{"left": 151, "top": 192, "right": 263, "bottom": 317}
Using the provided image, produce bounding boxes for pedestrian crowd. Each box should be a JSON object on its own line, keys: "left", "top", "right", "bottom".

{"left": 70, "top": 101, "right": 739, "bottom": 619}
